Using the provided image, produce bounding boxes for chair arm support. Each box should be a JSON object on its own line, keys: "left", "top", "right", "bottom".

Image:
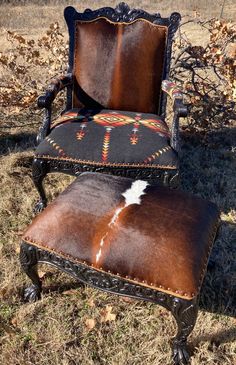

{"left": 37, "top": 73, "right": 73, "bottom": 109}
{"left": 162, "top": 80, "right": 188, "bottom": 152}
{"left": 36, "top": 73, "right": 73, "bottom": 144}
{"left": 173, "top": 98, "right": 188, "bottom": 118}
{"left": 161, "top": 80, "right": 188, "bottom": 117}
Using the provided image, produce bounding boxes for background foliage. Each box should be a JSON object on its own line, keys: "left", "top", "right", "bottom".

{"left": 0, "top": 16, "right": 235, "bottom": 132}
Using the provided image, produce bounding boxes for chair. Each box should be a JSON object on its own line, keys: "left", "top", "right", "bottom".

{"left": 33, "top": 2, "right": 187, "bottom": 211}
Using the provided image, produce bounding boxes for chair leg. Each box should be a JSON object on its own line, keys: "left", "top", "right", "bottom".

{"left": 170, "top": 297, "right": 198, "bottom": 365}
{"left": 164, "top": 171, "right": 180, "bottom": 188}
{"left": 32, "top": 158, "right": 48, "bottom": 213}
{"left": 20, "top": 242, "right": 42, "bottom": 302}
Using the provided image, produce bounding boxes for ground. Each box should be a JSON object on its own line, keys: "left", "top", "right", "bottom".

{"left": 0, "top": 1, "right": 235, "bottom": 365}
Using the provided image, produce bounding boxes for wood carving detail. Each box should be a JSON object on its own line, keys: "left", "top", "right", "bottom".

{"left": 20, "top": 242, "right": 198, "bottom": 364}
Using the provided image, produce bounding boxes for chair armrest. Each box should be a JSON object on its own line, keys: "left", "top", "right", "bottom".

{"left": 161, "top": 80, "right": 187, "bottom": 117}
{"left": 162, "top": 80, "right": 188, "bottom": 153}
{"left": 38, "top": 73, "right": 73, "bottom": 109}
{"left": 36, "top": 73, "right": 73, "bottom": 144}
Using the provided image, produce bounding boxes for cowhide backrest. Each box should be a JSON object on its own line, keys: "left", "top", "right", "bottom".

{"left": 64, "top": 4, "right": 180, "bottom": 115}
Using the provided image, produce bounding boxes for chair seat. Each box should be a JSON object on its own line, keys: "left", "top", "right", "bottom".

{"left": 22, "top": 172, "right": 219, "bottom": 300}
{"left": 35, "top": 108, "right": 178, "bottom": 169}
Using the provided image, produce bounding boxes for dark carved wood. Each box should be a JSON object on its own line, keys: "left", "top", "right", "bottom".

{"left": 20, "top": 243, "right": 42, "bottom": 301}
{"left": 20, "top": 242, "right": 198, "bottom": 365}
{"left": 170, "top": 99, "right": 188, "bottom": 152}
{"left": 37, "top": 108, "right": 51, "bottom": 144}
{"left": 159, "top": 11, "right": 181, "bottom": 119}
{"left": 37, "top": 73, "right": 73, "bottom": 138}
{"left": 47, "top": 158, "right": 179, "bottom": 185}
{"left": 171, "top": 111, "right": 180, "bottom": 152}
{"left": 32, "top": 158, "right": 48, "bottom": 212}
{"left": 32, "top": 157, "right": 179, "bottom": 209}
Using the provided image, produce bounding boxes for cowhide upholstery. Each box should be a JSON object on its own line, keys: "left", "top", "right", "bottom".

{"left": 72, "top": 18, "right": 167, "bottom": 113}
{"left": 22, "top": 172, "right": 220, "bottom": 300}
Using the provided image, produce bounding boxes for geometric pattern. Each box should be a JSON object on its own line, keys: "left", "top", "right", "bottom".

{"left": 36, "top": 108, "right": 178, "bottom": 169}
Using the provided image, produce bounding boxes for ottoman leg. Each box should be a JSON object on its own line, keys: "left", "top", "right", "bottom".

{"left": 20, "top": 242, "right": 42, "bottom": 302}
{"left": 171, "top": 297, "right": 198, "bottom": 365}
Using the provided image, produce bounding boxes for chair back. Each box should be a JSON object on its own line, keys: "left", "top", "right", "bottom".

{"left": 64, "top": 3, "right": 180, "bottom": 116}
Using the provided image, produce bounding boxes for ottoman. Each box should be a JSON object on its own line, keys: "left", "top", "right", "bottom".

{"left": 20, "top": 172, "right": 220, "bottom": 365}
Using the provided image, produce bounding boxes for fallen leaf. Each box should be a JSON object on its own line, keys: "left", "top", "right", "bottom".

{"left": 15, "top": 245, "right": 21, "bottom": 254}
{"left": 0, "top": 316, "right": 17, "bottom": 335}
{"left": 62, "top": 289, "right": 78, "bottom": 296}
{"left": 14, "top": 230, "right": 24, "bottom": 237}
{"left": 121, "top": 296, "right": 135, "bottom": 303}
{"left": 0, "top": 287, "right": 7, "bottom": 299}
{"left": 85, "top": 318, "right": 96, "bottom": 331}
{"left": 38, "top": 270, "right": 47, "bottom": 279}
{"left": 100, "top": 305, "right": 116, "bottom": 323}
{"left": 87, "top": 298, "right": 95, "bottom": 307}
{"left": 11, "top": 317, "right": 18, "bottom": 327}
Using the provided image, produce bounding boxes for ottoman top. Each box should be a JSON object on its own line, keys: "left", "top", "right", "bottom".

{"left": 23, "top": 173, "right": 220, "bottom": 300}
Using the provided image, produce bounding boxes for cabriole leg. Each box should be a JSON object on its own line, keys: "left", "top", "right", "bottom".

{"left": 163, "top": 170, "right": 180, "bottom": 188}
{"left": 20, "top": 242, "right": 42, "bottom": 302}
{"left": 32, "top": 158, "right": 48, "bottom": 213}
{"left": 171, "top": 297, "right": 198, "bottom": 365}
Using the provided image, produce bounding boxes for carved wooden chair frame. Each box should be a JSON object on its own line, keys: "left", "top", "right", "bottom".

{"left": 20, "top": 242, "right": 198, "bottom": 365}
{"left": 33, "top": 2, "right": 187, "bottom": 212}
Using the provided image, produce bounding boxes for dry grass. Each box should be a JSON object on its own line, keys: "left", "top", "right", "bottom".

{"left": 0, "top": 0, "right": 235, "bottom": 35}
{"left": 0, "top": 2, "right": 236, "bottom": 365}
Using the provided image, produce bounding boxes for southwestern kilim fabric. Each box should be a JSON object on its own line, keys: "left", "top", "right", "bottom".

{"left": 36, "top": 108, "right": 178, "bottom": 168}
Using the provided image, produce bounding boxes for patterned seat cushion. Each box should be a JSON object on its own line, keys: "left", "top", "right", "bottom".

{"left": 36, "top": 108, "right": 178, "bottom": 169}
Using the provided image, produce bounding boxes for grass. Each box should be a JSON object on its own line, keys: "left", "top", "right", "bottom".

{"left": 0, "top": 1, "right": 236, "bottom": 365}
{"left": 0, "top": 0, "right": 235, "bottom": 33}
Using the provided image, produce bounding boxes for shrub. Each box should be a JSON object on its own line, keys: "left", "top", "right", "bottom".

{"left": 0, "top": 18, "right": 235, "bottom": 132}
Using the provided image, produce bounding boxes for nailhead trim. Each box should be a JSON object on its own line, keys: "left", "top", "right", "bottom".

{"left": 35, "top": 154, "right": 178, "bottom": 170}
{"left": 22, "top": 218, "right": 220, "bottom": 301}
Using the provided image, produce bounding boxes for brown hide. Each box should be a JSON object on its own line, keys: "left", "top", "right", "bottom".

{"left": 22, "top": 173, "right": 219, "bottom": 300}
{"left": 73, "top": 18, "right": 167, "bottom": 113}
